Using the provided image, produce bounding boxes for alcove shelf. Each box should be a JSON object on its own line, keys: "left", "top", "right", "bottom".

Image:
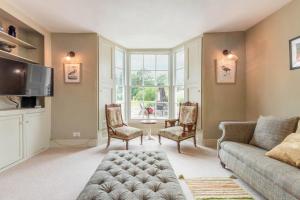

{"left": 0, "top": 49, "right": 38, "bottom": 64}
{"left": 0, "top": 8, "right": 44, "bottom": 65}
{"left": 0, "top": 31, "right": 36, "bottom": 49}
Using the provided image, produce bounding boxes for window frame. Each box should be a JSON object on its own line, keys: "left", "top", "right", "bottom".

{"left": 127, "top": 51, "right": 172, "bottom": 121}
{"left": 114, "top": 47, "right": 126, "bottom": 119}
{"left": 173, "top": 47, "right": 185, "bottom": 118}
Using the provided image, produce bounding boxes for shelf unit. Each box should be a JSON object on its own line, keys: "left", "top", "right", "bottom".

{"left": 0, "top": 49, "right": 38, "bottom": 64}
{"left": 0, "top": 31, "right": 36, "bottom": 49}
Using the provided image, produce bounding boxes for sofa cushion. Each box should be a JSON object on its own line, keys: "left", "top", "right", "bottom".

{"left": 266, "top": 133, "right": 300, "bottom": 168}
{"left": 250, "top": 116, "right": 299, "bottom": 150}
{"left": 221, "top": 141, "right": 300, "bottom": 199}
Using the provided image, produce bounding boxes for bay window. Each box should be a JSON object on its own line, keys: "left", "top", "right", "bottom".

{"left": 129, "top": 53, "right": 170, "bottom": 119}
{"left": 113, "top": 49, "right": 185, "bottom": 121}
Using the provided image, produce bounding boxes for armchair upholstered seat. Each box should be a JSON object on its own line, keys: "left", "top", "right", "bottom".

{"left": 105, "top": 104, "right": 143, "bottom": 150}
{"left": 158, "top": 102, "right": 198, "bottom": 153}
{"left": 114, "top": 126, "right": 143, "bottom": 139}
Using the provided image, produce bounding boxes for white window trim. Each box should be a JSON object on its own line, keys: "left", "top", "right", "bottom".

{"left": 173, "top": 47, "right": 185, "bottom": 118}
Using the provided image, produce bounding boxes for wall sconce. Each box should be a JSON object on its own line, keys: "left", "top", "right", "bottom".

{"left": 223, "top": 49, "right": 238, "bottom": 60}
{"left": 65, "top": 51, "right": 76, "bottom": 61}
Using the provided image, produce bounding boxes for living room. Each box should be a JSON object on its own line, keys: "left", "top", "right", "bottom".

{"left": 0, "top": 0, "right": 299, "bottom": 199}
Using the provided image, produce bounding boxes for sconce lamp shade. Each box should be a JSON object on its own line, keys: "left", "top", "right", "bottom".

{"left": 66, "top": 51, "right": 76, "bottom": 60}
{"left": 223, "top": 49, "right": 238, "bottom": 60}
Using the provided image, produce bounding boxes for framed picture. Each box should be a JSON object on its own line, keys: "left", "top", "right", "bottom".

{"left": 289, "top": 36, "right": 300, "bottom": 70}
{"left": 215, "top": 59, "right": 237, "bottom": 84}
{"left": 64, "top": 63, "right": 81, "bottom": 83}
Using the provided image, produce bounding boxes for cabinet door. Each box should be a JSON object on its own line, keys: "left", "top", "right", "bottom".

{"left": 24, "top": 112, "right": 47, "bottom": 157}
{"left": 0, "top": 115, "right": 23, "bottom": 169}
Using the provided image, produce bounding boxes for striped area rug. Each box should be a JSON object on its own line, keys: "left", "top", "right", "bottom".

{"left": 184, "top": 177, "right": 253, "bottom": 200}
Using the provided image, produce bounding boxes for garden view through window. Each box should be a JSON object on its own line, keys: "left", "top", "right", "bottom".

{"left": 130, "top": 54, "right": 169, "bottom": 119}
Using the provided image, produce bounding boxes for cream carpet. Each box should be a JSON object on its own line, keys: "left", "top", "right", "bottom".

{"left": 0, "top": 137, "right": 264, "bottom": 200}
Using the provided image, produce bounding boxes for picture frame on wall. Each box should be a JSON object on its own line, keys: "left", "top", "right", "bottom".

{"left": 289, "top": 36, "right": 300, "bottom": 70}
{"left": 64, "top": 63, "right": 81, "bottom": 83}
{"left": 215, "top": 59, "right": 237, "bottom": 84}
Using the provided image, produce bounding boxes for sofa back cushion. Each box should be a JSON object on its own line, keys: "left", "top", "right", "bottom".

{"left": 250, "top": 116, "right": 299, "bottom": 150}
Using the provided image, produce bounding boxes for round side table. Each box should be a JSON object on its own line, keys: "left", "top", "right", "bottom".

{"left": 140, "top": 119, "right": 157, "bottom": 140}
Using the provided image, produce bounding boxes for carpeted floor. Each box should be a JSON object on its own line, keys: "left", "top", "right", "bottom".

{"left": 0, "top": 137, "right": 264, "bottom": 200}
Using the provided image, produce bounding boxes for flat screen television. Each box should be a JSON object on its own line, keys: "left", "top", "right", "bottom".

{"left": 0, "top": 57, "right": 53, "bottom": 96}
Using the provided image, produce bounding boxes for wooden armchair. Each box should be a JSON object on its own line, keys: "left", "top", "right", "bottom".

{"left": 105, "top": 104, "right": 143, "bottom": 150}
{"left": 158, "top": 102, "right": 198, "bottom": 153}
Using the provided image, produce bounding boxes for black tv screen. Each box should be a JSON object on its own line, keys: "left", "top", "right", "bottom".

{"left": 0, "top": 57, "right": 53, "bottom": 96}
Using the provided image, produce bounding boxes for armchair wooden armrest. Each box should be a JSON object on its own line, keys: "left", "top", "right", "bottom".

{"left": 165, "top": 119, "right": 179, "bottom": 128}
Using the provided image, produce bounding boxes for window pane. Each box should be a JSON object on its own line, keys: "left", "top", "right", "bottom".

{"left": 131, "top": 87, "right": 144, "bottom": 119}
{"left": 115, "top": 68, "right": 123, "bottom": 85}
{"left": 144, "top": 88, "right": 156, "bottom": 119}
{"left": 176, "top": 51, "right": 184, "bottom": 68}
{"left": 131, "top": 70, "right": 143, "bottom": 86}
{"left": 157, "top": 87, "right": 169, "bottom": 103}
{"left": 175, "top": 86, "right": 184, "bottom": 103}
{"left": 156, "top": 103, "right": 168, "bottom": 119}
{"left": 115, "top": 50, "right": 124, "bottom": 68}
{"left": 176, "top": 68, "right": 184, "bottom": 85}
{"left": 144, "top": 87, "right": 156, "bottom": 102}
{"left": 156, "top": 71, "right": 168, "bottom": 86}
{"left": 156, "top": 55, "right": 168, "bottom": 70}
{"left": 175, "top": 103, "right": 180, "bottom": 118}
{"left": 131, "top": 54, "right": 143, "bottom": 70}
{"left": 144, "top": 55, "right": 155, "bottom": 70}
{"left": 143, "top": 71, "right": 155, "bottom": 86}
{"left": 116, "top": 86, "right": 124, "bottom": 102}
{"left": 144, "top": 101, "right": 155, "bottom": 119}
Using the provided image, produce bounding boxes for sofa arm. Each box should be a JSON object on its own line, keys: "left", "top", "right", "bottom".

{"left": 217, "top": 121, "right": 256, "bottom": 150}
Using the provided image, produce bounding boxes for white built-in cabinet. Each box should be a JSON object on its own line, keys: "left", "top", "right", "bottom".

{"left": 23, "top": 112, "right": 48, "bottom": 157}
{"left": 0, "top": 114, "right": 23, "bottom": 169}
{"left": 0, "top": 109, "right": 49, "bottom": 171}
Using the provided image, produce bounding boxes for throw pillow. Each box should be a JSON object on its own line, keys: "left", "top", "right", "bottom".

{"left": 266, "top": 133, "right": 300, "bottom": 168}
{"left": 250, "top": 116, "right": 299, "bottom": 150}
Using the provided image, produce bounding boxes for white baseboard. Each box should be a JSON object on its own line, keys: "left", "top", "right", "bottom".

{"left": 50, "top": 139, "right": 97, "bottom": 148}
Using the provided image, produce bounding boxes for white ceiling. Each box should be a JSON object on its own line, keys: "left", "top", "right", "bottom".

{"left": 6, "top": 0, "right": 291, "bottom": 48}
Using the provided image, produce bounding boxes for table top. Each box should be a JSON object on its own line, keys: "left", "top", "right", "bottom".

{"left": 140, "top": 119, "right": 158, "bottom": 124}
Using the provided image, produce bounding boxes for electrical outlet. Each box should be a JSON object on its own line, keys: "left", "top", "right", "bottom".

{"left": 72, "top": 132, "right": 80, "bottom": 137}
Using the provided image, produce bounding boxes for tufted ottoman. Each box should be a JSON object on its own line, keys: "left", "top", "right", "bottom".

{"left": 77, "top": 151, "right": 186, "bottom": 200}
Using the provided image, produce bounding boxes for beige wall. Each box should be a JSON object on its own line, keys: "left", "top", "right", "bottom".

{"left": 202, "top": 32, "right": 246, "bottom": 141}
{"left": 51, "top": 33, "right": 98, "bottom": 140}
{"left": 246, "top": 0, "right": 300, "bottom": 120}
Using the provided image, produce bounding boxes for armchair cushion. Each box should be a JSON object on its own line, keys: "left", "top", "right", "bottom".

{"left": 107, "top": 107, "right": 123, "bottom": 127}
{"left": 179, "top": 105, "right": 197, "bottom": 124}
{"left": 115, "top": 126, "right": 143, "bottom": 139}
{"left": 159, "top": 126, "right": 194, "bottom": 141}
